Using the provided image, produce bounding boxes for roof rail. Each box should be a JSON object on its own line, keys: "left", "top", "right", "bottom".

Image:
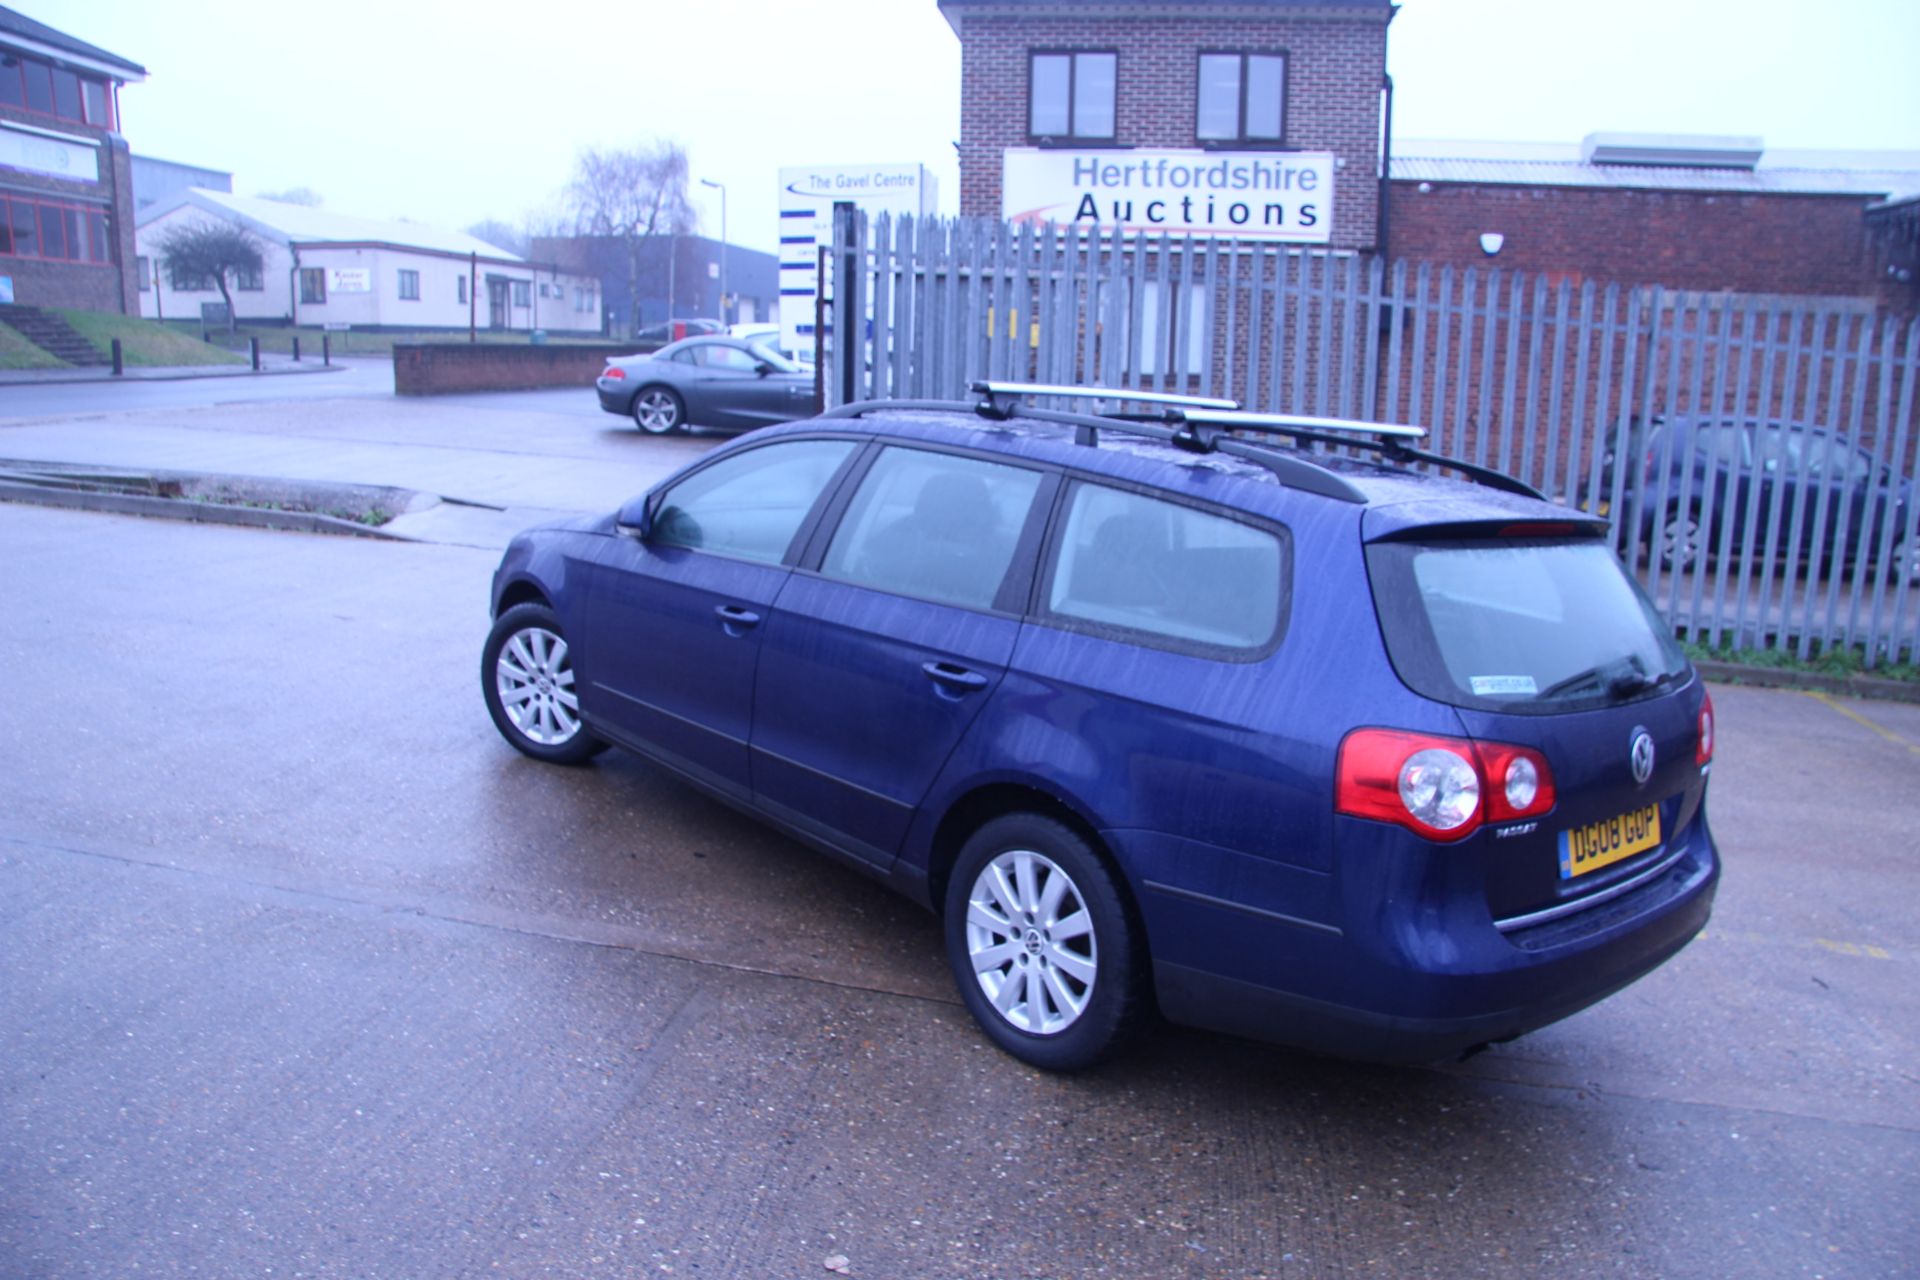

{"left": 826, "top": 382, "right": 1544, "bottom": 502}
{"left": 971, "top": 379, "right": 1237, "bottom": 420}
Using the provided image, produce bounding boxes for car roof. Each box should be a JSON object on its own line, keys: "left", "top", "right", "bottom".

{"left": 748, "top": 402, "right": 1599, "bottom": 538}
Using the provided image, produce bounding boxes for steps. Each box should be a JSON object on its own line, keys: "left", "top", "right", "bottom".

{"left": 0, "top": 304, "right": 108, "bottom": 366}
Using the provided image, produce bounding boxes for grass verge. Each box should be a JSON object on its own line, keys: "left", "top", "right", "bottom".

{"left": 1685, "top": 640, "right": 1919, "bottom": 684}
{"left": 57, "top": 310, "right": 244, "bottom": 367}
{"left": 0, "top": 322, "right": 68, "bottom": 369}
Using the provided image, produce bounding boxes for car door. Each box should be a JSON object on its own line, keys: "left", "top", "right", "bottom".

{"left": 687, "top": 342, "right": 812, "bottom": 430}
{"left": 581, "top": 437, "right": 859, "bottom": 799}
{"left": 748, "top": 446, "right": 1054, "bottom": 867}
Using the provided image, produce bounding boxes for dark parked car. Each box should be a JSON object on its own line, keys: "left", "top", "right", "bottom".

{"left": 635, "top": 317, "right": 725, "bottom": 344}
{"left": 1593, "top": 416, "right": 1916, "bottom": 578}
{"left": 596, "top": 336, "right": 815, "bottom": 435}
{"left": 484, "top": 384, "right": 1719, "bottom": 1070}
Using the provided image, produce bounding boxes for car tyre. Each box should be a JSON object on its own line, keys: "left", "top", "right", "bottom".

{"left": 944, "top": 814, "right": 1146, "bottom": 1071}
{"left": 1657, "top": 508, "right": 1702, "bottom": 572}
{"left": 633, "top": 386, "right": 686, "bottom": 435}
{"left": 482, "top": 602, "right": 608, "bottom": 765}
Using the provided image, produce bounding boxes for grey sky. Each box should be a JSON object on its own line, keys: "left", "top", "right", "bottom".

{"left": 47, "top": 0, "right": 1920, "bottom": 257}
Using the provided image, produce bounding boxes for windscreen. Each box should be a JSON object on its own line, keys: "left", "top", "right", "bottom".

{"left": 1367, "top": 537, "right": 1689, "bottom": 713}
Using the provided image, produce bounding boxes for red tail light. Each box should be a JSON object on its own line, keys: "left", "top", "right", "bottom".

{"left": 602, "top": 366, "right": 626, "bottom": 380}
{"left": 1336, "top": 728, "right": 1556, "bottom": 843}
{"left": 1696, "top": 692, "right": 1715, "bottom": 765}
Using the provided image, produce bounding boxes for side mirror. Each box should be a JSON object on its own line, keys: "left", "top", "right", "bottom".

{"left": 615, "top": 494, "right": 653, "bottom": 540}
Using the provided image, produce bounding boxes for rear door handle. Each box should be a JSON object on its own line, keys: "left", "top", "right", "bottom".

{"left": 922, "top": 661, "right": 989, "bottom": 694}
{"left": 714, "top": 604, "right": 762, "bottom": 635}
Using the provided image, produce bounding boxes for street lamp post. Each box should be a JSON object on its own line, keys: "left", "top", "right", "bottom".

{"left": 700, "top": 178, "right": 727, "bottom": 326}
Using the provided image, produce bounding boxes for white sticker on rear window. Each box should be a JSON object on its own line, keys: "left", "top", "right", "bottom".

{"left": 1470, "top": 675, "right": 1539, "bottom": 696}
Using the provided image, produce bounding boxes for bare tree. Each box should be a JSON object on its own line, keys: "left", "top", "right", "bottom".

{"left": 563, "top": 140, "right": 696, "bottom": 334}
{"left": 466, "top": 218, "right": 530, "bottom": 258}
{"left": 155, "top": 220, "right": 266, "bottom": 334}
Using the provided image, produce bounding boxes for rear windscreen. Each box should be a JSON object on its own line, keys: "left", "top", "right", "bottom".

{"left": 1367, "top": 537, "right": 1689, "bottom": 713}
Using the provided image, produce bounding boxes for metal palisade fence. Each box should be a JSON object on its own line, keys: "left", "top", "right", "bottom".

{"left": 827, "top": 211, "right": 1920, "bottom": 668}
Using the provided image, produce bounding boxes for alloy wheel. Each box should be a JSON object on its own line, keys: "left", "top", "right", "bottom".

{"left": 964, "top": 848, "right": 1098, "bottom": 1036}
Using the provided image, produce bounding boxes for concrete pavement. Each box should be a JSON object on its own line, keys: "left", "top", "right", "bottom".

{"left": 0, "top": 371, "right": 721, "bottom": 548}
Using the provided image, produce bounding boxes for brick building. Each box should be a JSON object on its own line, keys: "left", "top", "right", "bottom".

{"left": 1388, "top": 136, "right": 1920, "bottom": 313}
{"left": 0, "top": 4, "right": 144, "bottom": 313}
{"left": 940, "top": 0, "right": 1393, "bottom": 252}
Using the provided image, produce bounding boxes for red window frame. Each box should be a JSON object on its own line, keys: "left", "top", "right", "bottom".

{"left": 0, "top": 193, "right": 112, "bottom": 265}
{"left": 0, "top": 50, "right": 116, "bottom": 128}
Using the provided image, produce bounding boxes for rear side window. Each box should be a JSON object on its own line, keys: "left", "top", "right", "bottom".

{"left": 651, "top": 439, "right": 855, "bottom": 564}
{"left": 1369, "top": 537, "right": 1688, "bottom": 712}
{"left": 1042, "top": 483, "right": 1286, "bottom": 651}
{"left": 821, "top": 447, "right": 1044, "bottom": 610}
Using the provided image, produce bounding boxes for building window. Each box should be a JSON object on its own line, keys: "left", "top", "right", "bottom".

{"left": 168, "top": 262, "right": 212, "bottom": 291}
{"left": 1029, "top": 51, "right": 1116, "bottom": 141}
{"left": 511, "top": 280, "right": 530, "bottom": 307}
{"left": 1197, "top": 52, "right": 1288, "bottom": 144}
{"left": 136, "top": 254, "right": 149, "bottom": 290}
{"left": 0, "top": 51, "right": 115, "bottom": 129}
{"left": 235, "top": 265, "right": 263, "bottom": 291}
{"left": 398, "top": 268, "right": 420, "bottom": 300}
{"left": 457, "top": 275, "right": 469, "bottom": 305}
{"left": 0, "top": 194, "right": 109, "bottom": 264}
{"left": 299, "top": 267, "right": 326, "bottom": 304}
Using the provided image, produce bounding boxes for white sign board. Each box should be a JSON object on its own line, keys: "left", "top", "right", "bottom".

{"left": 328, "top": 268, "right": 372, "bottom": 294}
{"left": 0, "top": 122, "right": 97, "bottom": 183}
{"left": 1002, "top": 147, "right": 1334, "bottom": 243}
{"left": 777, "top": 163, "right": 938, "bottom": 354}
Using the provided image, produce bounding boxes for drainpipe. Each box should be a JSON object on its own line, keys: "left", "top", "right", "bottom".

{"left": 290, "top": 247, "right": 300, "bottom": 328}
{"left": 1377, "top": 73, "right": 1395, "bottom": 262}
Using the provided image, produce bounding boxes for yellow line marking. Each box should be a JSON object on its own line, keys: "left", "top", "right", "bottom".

{"left": 1802, "top": 691, "right": 1920, "bottom": 756}
{"left": 1697, "top": 928, "right": 1899, "bottom": 961}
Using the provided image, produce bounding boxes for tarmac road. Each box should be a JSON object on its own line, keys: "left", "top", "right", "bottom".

{"left": 1, "top": 380, "right": 1917, "bottom": 1278}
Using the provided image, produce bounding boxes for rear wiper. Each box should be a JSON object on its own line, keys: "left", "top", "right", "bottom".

{"left": 1540, "top": 657, "right": 1657, "bottom": 702}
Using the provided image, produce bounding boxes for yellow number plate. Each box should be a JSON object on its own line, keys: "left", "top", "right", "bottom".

{"left": 1559, "top": 805, "right": 1661, "bottom": 879}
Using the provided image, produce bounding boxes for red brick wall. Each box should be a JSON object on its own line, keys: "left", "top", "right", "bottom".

{"left": 951, "top": 5, "right": 1388, "bottom": 250}
{"left": 392, "top": 342, "right": 651, "bottom": 396}
{"left": 1387, "top": 181, "right": 1880, "bottom": 299}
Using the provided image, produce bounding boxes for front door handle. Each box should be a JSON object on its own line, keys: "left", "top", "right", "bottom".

{"left": 922, "top": 661, "right": 989, "bottom": 694}
{"left": 714, "top": 604, "right": 762, "bottom": 636}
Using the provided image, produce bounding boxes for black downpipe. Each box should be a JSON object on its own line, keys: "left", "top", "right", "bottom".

{"left": 1377, "top": 73, "right": 1394, "bottom": 263}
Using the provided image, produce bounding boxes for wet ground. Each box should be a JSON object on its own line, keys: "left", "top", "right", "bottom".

{"left": 1, "top": 379, "right": 1916, "bottom": 1278}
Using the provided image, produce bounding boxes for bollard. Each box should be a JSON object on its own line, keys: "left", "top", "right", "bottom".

{"left": 323, "top": 334, "right": 331, "bottom": 366}
{"left": 292, "top": 336, "right": 301, "bottom": 362}
{"left": 250, "top": 337, "right": 261, "bottom": 371}
{"left": 111, "top": 337, "right": 124, "bottom": 377}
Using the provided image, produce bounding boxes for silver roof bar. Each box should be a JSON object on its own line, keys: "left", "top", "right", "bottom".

{"left": 972, "top": 380, "right": 1239, "bottom": 416}
{"left": 1178, "top": 409, "right": 1427, "bottom": 442}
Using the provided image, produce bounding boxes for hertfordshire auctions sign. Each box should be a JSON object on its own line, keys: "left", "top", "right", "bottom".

{"left": 1002, "top": 147, "right": 1334, "bottom": 243}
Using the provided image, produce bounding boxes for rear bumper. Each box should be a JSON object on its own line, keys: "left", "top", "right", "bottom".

{"left": 595, "top": 383, "right": 632, "bottom": 415}
{"left": 1141, "top": 826, "right": 1719, "bottom": 1063}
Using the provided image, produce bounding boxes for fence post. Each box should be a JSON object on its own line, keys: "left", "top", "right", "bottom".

{"left": 249, "top": 337, "right": 261, "bottom": 371}
{"left": 111, "top": 338, "right": 123, "bottom": 377}
{"left": 292, "top": 336, "right": 301, "bottom": 362}
{"left": 323, "top": 334, "right": 331, "bottom": 366}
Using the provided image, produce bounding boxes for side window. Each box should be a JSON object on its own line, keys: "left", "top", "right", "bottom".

{"left": 1044, "top": 484, "right": 1286, "bottom": 650}
{"left": 651, "top": 439, "right": 855, "bottom": 564}
{"left": 697, "top": 344, "right": 762, "bottom": 372}
{"left": 667, "top": 346, "right": 698, "bottom": 365}
{"left": 820, "top": 448, "right": 1043, "bottom": 610}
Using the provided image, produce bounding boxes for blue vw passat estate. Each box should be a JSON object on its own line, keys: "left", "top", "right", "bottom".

{"left": 482, "top": 384, "right": 1719, "bottom": 1071}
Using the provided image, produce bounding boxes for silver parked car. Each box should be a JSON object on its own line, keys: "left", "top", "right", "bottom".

{"left": 595, "top": 336, "right": 816, "bottom": 435}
